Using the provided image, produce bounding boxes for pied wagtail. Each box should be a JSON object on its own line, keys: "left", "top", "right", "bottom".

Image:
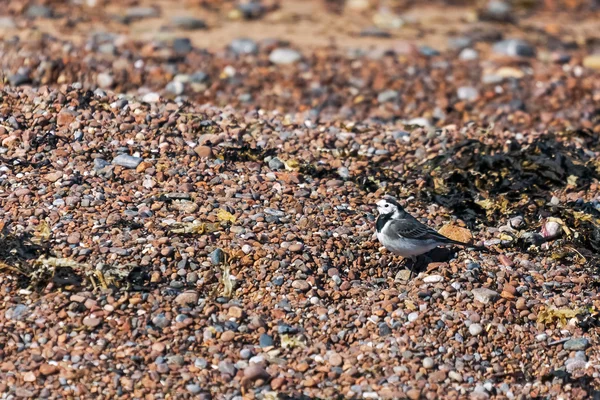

{"left": 375, "top": 195, "right": 483, "bottom": 278}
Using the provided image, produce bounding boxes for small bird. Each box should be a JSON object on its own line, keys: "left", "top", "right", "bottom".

{"left": 375, "top": 195, "right": 480, "bottom": 278}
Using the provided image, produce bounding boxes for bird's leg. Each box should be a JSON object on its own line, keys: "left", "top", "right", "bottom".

{"left": 408, "top": 255, "right": 417, "bottom": 280}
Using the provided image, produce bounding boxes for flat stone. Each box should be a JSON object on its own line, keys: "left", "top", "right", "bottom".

{"left": 112, "top": 154, "right": 143, "bottom": 169}
{"left": 493, "top": 39, "right": 535, "bottom": 57}
{"left": 171, "top": 16, "right": 206, "bottom": 30}
{"left": 229, "top": 38, "right": 259, "bottom": 55}
{"left": 83, "top": 316, "right": 102, "bottom": 328}
{"left": 269, "top": 48, "right": 302, "bottom": 65}
{"left": 292, "top": 279, "right": 310, "bottom": 291}
{"left": 175, "top": 290, "right": 199, "bottom": 306}
{"left": 564, "top": 338, "right": 589, "bottom": 351}
{"left": 471, "top": 288, "right": 499, "bottom": 304}
{"left": 39, "top": 363, "right": 59, "bottom": 375}
{"left": 244, "top": 364, "right": 270, "bottom": 381}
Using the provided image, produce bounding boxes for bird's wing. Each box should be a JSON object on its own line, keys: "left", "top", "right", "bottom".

{"left": 387, "top": 218, "right": 455, "bottom": 243}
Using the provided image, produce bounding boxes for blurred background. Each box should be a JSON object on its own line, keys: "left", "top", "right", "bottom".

{"left": 1, "top": 0, "right": 600, "bottom": 125}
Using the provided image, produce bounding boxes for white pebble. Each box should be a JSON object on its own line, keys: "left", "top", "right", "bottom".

{"left": 469, "top": 323, "right": 483, "bottom": 336}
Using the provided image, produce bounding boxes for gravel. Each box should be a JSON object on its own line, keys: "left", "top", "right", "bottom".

{"left": 0, "top": 1, "right": 599, "bottom": 399}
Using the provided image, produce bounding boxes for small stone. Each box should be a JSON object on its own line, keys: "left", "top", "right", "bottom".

{"left": 422, "top": 357, "right": 434, "bottom": 369}
{"left": 186, "top": 384, "right": 202, "bottom": 394}
{"left": 83, "top": 316, "right": 102, "bottom": 327}
{"left": 228, "top": 306, "right": 244, "bottom": 319}
{"left": 173, "top": 38, "right": 193, "bottom": 54}
{"left": 229, "top": 38, "right": 259, "bottom": 55}
{"left": 564, "top": 338, "right": 589, "bottom": 351}
{"left": 423, "top": 275, "right": 443, "bottom": 283}
{"left": 67, "top": 232, "right": 81, "bottom": 245}
{"left": 407, "top": 389, "right": 421, "bottom": 400}
{"left": 244, "top": 364, "right": 270, "bottom": 381}
{"left": 209, "top": 248, "right": 225, "bottom": 265}
{"left": 25, "top": 4, "right": 53, "bottom": 18}
{"left": 469, "top": 323, "right": 483, "bottom": 336}
{"left": 166, "top": 80, "right": 185, "bottom": 96}
{"left": 457, "top": 86, "right": 479, "bottom": 101}
{"left": 152, "top": 314, "right": 171, "bottom": 328}
{"left": 407, "top": 312, "right": 419, "bottom": 322}
{"left": 377, "top": 90, "right": 399, "bottom": 103}
{"left": 288, "top": 243, "right": 304, "bottom": 252}
{"left": 459, "top": 48, "right": 479, "bottom": 61}
{"left": 292, "top": 279, "right": 310, "bottom": 291}
{"left": 171, "top": 16, "right": 206, "bottom": 30}
{"left": 175, "top": 290, "right": 199, "bottom": 306}
{"left": 583, "top": 55, "right": 600, "bottom": 70}
{"left": 142, "top": 92, "right": 160, "bottom": 103}
{"left": 471, "top": 288, "right": 499, "bottom": 304}
{"left": 515, "top": 298, "right": 527, "bottom": 310}
{"left": 221, "top": 331, "right": 235, "bottom": 342}
{"left": 259, "top": 333, "right": 273, "bottom": 347}
{"left": 194, "top": 145, "right": 213, "bottom": 159}
{"left": 45, "top": 171, "right": 63, "bottom": 182}
{"left": 536, "top": 333, "right": 548, "bottom": 342}
{"left": 112, "top": 154, "right": 143, "bottom": 169}
{"left": 498, "top": 254, "right": 514, "bottom": 267}
{"left": 39, "top": 364, "right": 59, "bottom": 375}
{"left": 329, "top": 352, "right": 343, "bottom": 367}
{"left": 419, "top": 46, "right": 440, "bottom": 56}
{"left": 23, "top": 371, "right": 36, "bottom": 382}
{"left": 492, "top": 39, "right": 535, "bottom": 58}
{"left": 125, "top": 6, "right": 159, "bottom": 21}
{"left": 0, "top": 17, "right": 16, "bottom": 29}
{"left": 268, "top": 157, "right": 285, "bottom": 170}
{"left": 269, "top": 48, "right": 302, "bottom": 65}
{"left": 97, "top": 72, "right": 114, "bottom": 89}
{"left": 449, "top": 370, "right": 462, "bottom": 382}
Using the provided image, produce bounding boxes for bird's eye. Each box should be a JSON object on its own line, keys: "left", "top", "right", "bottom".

{"left": 385, "top": 204, "right": 389, "bottom": 207}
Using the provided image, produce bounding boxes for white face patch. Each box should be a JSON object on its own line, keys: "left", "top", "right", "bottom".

{"left": 376, "top": 199, "right": 395, "bottom": 215}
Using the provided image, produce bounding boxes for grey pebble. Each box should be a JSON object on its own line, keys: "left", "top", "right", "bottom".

{"left": 112, "top": 154, "right": 143, "bottom": 169}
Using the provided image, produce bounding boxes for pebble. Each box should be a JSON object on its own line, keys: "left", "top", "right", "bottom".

{"left": 25, "top": 5, "right": 53, "bottom": 18}
{"left": 259, "top": 334, "right": 273, "bottom": 347}
{"left": 422, "top": 357, "right": 434, "bottom": 369}
{"left": 175, "top": 290, "right": 199, "bottom": 306}
{"left": 564, "top": 338, "right": 589, "bottom": 351}
{"left": 125, "top": 6, "right": 159, "bottom": 20}
{"left": 244, "top": 364, "right": 270, "bottom": 380}
{"left": 97, "top": 72, "right": 114, "bottom": 89}
{"left": 423, "top": 274, "right": 443, "bottom": 283}
{"left": 492, "top": 39, "right": 536, "bottom": 57}
{"left": 269, "top": 48, "right": 302, "bottom": 64}
{"left": 268, "top": 157, "right": 285, "bottom": 170}
{"left": 377, "top": 90, "right": 399, "bottom": 103}
{"left": 229, "top": 38, "right": 259, "bottom": 55}
{"left": 186, "top": 384, "right": 202, "bottom": 394}
{"left": 471, "top": 288, "right": 499, "bottom": 304}
{"left": 292, "top": 279, "right": 310, "bottom": 291}
{"left": 112, "top": 154, "right": 143, "bottom": 169}
{"left": 209, "top": 248, "right": 225, "bottom": 265}
{"left": 583, "top": 55, "right": 600, "bottom": 70}
{"left": 142, "top": 92, "right": 161, "bottom": 103}
{"left": 83, "top": 316, "right": 102, "bottom": 327}
{"left": 459, "top": 48, "right": 479, "bottom": 60}
{"left": 469, "top": 323, "right": 483, "bottom": 336}
{"left": 457, "top": 86, "right": 479, "bottom": 101}
{"left": 171, "top": 16, "right": 206, "bottom": 30}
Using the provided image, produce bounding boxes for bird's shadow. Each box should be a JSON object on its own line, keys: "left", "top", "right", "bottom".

{"left": 402, "top": 247, "right": 456, "bottom": 276}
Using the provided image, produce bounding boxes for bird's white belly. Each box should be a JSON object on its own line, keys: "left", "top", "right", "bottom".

{"left": 376, "top": 231, "right": 439, "bottom": 257}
